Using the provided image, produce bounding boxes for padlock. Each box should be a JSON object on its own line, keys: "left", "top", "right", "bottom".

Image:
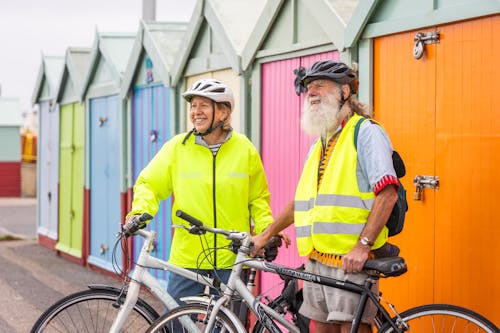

{"left": 414, "top": 185, "right": 423, "bottom": 201}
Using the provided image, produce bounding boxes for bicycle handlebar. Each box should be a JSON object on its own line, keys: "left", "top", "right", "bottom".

{"left": 121, "top": 213, "right": 154, "bottom": 237}
{"left": 176, "top": 209, "right": 282, "bottom": 261}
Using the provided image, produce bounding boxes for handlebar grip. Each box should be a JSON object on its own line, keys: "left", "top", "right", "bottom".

{"left": 138, "top": 212, "right": 153, "bottom": 222}
{"left": 122, "top": 213, "right": 153, "bottom": 237}
{"left": 176, "top": 210, "right": 204, "bottom": 227}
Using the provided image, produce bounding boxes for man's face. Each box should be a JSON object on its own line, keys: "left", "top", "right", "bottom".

{"left": 301, "top": 79, "right": 343, "bottom": 136}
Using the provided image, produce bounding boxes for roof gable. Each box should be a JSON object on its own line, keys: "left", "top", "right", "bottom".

{"left": 80, "top": 31, "right": 135, "bottom": 99}
{"left": 31, "top": 55, "right": 64, "bottom": 105}
{"left": 242, "top": 0, "right": 359, "bottom": 69}
{"left": 55, "top": 47, "right": 91, "bottom": 103}
{"left": 171, "top": 0, "right": 267, "bottom": 85}
{"left": 121, "top": 20, "right": 187, "bottom": 97}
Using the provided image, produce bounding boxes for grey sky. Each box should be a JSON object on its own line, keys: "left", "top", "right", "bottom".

{"left": 0, "top": 0, "right": 197, "bottom": 112}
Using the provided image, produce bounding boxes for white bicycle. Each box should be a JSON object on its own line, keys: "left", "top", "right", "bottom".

{"left": 30, "top": 212, "right": 281, "bottom": 333}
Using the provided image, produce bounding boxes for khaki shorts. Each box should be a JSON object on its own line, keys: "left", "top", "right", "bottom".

{"left": 299, "top": 259, "right": 378, "bottom": 324}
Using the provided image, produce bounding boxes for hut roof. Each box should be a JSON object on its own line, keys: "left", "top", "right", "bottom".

{"left": 55, "top": 47, "right": 92, "bottom": 103}
{"left": 171, "top": 0, "right": 267, "bottom": 84}
{"left": 121, "top": 20, "right": 188, "bottom": 96}
{"left": 80, "top": 31, "right": 135, "bottom": 99}
{"left": 31, "top": 55, "right": 64, "bottom": 105}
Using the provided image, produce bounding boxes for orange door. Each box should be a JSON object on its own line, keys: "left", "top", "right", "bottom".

{"left": 374, "top": 15, "right": 499, "bottom": 325}
{"left": 374, "top": 29, "right": 437, "bottom": 309}
{"left": 433, "top": 15, "right": 500, "bottom": 322}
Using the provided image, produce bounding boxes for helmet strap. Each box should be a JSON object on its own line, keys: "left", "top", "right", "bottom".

{"left": 193, "top": 101, "right": 223, "bottom": 137}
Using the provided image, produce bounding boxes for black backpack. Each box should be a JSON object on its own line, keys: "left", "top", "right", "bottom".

{"left": 354, "top": 118, "right": 408, "bottom": 237}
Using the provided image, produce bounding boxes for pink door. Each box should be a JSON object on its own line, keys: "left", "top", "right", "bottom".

{"left": 260, "top": 50, "right": 338, "bottom": 297}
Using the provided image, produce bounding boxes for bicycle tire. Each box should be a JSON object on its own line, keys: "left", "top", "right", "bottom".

{"left": 378, "top": 303, "right": 499, "bottom": 333}
{"left": 30, "top": 287, "right": 159, "bottom": 333}
{"left": 146, "top": 303, "right": 240, "bottom": 333}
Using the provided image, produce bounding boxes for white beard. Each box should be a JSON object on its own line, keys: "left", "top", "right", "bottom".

{"left": 301, "top": 93, "right": 342, "bottom": 136}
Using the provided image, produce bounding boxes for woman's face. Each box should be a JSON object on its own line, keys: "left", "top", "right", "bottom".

{"left": 189, "top": 96, "right": 228, "bottom": 133}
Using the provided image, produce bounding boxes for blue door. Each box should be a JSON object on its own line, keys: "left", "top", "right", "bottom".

{"left": 132, "top": 84, "right": 172, "bottom": 285}
{"left": 88, "top": 94, "right": 122, "bottom": 272}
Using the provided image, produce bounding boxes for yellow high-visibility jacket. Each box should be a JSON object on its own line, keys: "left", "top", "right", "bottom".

{"left": 129, "top": 131, "right": 273, "bottom": 269}
{"left": 294, "top": 114, "right": 387, "bottom": 256}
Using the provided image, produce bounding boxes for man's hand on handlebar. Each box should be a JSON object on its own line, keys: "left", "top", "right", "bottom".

{"left": 251, "top": 232, "right": 291, "bottom": 260}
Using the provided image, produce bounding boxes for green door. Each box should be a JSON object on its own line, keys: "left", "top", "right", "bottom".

{"left": 56, "top": 102, "right": 84, "bottom": 258}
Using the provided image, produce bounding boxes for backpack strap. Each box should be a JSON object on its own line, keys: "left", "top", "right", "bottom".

{"left": 353, "top": 117, "right": 368, "bottom": 150}
{"left": 354, "top": 116, "right": 406, "bottom": 178}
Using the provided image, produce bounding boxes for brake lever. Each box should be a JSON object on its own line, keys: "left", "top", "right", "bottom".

{"left": 172, "top": 224, "right": 206, "bottom": 235}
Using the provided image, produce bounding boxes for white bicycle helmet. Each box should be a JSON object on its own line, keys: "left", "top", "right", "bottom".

{"left": 182, "top": 78, "right": 234, "bottom": 110}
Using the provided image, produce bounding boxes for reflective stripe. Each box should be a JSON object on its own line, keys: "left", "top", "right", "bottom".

{"left": 313, "top": 221, "right": 364, "bottom": 235}
{"left": 296, "top": 225, "right": 312, "bottom": 237}
{"left": 294, "top": 198, "right": 315, "bottom": 211}
{"left": 315, "top": 194, "right": 374, "bottom": 210}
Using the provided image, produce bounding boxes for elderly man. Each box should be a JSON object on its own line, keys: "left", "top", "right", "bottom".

{"left": 253, "top": 60, "right": 399, "bottom": 332}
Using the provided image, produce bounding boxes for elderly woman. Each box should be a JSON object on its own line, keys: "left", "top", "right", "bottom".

{"left": 125, "top": 78, "right": 274, "bottom": 303}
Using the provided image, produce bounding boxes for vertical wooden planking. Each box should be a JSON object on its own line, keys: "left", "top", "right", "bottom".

{"left": 132, "top": 84, "right": 172, "bottom": 284}
{"left": 57, "top": 102, "right": 84, "bottom": 260}
{"left": 374, "top": 30, "right": 437, "bottom": 309}
{"left": 434, "top": 15, "right": 500, "bottom": 322}
{"left": 72, "top": 102, "right": 85, "bottom": 258}
{"left": 261, "top": 57, "right": 302, "bottom": 297}
{"left": 259, "top": 50, "right": 337, "bottom": 297}
{"left": 88, "top": 95, "right": 122, "bottom": 272}
{"left": 38, "top": 101, "right": 59, "bottom": 242}
{"left": 57, "top": 104, "right": 74, "bottom": 255}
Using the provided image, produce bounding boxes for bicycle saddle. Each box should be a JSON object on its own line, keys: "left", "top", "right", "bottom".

{"left": 364, "top": 257, "right": 407, "bottom": 277}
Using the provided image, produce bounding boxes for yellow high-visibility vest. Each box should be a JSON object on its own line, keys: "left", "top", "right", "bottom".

{"left": 294, "top": 114, "right": 387, "bottom": 256}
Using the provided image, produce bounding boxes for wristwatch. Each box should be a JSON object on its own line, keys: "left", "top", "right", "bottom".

{"left": 359, "top": 236, "right": 374, "bottom": 247}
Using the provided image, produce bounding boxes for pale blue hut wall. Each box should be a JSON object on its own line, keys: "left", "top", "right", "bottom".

{"left": 32, "top": 55, "right": 64, "bottom": 247}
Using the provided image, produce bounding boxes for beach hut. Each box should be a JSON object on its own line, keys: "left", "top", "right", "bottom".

{"left": 345, "top": 0, "right": 500, "bottom": 324}
{"left": 171, "top": 0, "right": 268, "bottom": 134}
{"left": 244, "top": 0, "right": 360, "bottom": 297}
{"left": 53, "top": 47, "right": 91, "bottom": 264}
{"left": 80, "top": 32, "right": 135, "bottom": 273}
{"left": 0, "top": 98, "right": 22, "bottom": 197}
{"left": 31, "top": 55, "right": 64, "bottom": 248}
{"left": 121, "top": 20, "right": 187, "bottom": 284}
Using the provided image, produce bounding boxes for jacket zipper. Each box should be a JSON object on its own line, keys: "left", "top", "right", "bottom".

{"left": 212, "top": 153, "right": 217, "bottom": 268}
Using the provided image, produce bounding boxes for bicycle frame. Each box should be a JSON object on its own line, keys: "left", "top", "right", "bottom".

{"left": 109, "top": 228, "right": 246, "bottom": 333}
{"left": 200, "top": 235, "right": 404, "bottom": 333}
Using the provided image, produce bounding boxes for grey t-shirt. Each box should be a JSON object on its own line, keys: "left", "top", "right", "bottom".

{"left": 356, "top": 120, "right": 397, "bottom": 193}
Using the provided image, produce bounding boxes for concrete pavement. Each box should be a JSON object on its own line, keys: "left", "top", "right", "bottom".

{"left": 0, "top": 197, "right": 160, "bottom": 333}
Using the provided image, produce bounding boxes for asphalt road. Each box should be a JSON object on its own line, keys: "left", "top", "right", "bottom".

{"left": 0, "top": 198, "right": 160, "bottom": 333}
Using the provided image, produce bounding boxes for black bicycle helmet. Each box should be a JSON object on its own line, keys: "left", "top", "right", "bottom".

{"left": 299, "top": 60, "right": 358, "bottom": 94}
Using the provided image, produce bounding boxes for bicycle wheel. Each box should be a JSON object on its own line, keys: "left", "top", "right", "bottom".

{"left": 31, "top": 287, "right": 159, "bottom": 333}
{"left": 146, "top": 303, "right": 240, "bottom": 333}
{"left": 379, "top": 303, "right": 499, "bottom": 333}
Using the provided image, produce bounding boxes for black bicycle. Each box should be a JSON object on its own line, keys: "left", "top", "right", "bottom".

{"left": 146, "top": 210, "right": 499, "bottom": 333}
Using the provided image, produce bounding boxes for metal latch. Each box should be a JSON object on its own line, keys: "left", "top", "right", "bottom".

{"left": 413, "top": 175, "right": 439, "bottom": 201}
{"left": 98, "top": 116, "right": 108, "bottom": 127}
{"left": 100, "top": 244, "right": 109, "bottom": 255}
{"left": 413, "top": 30, "right": 440, "bottom": 59}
